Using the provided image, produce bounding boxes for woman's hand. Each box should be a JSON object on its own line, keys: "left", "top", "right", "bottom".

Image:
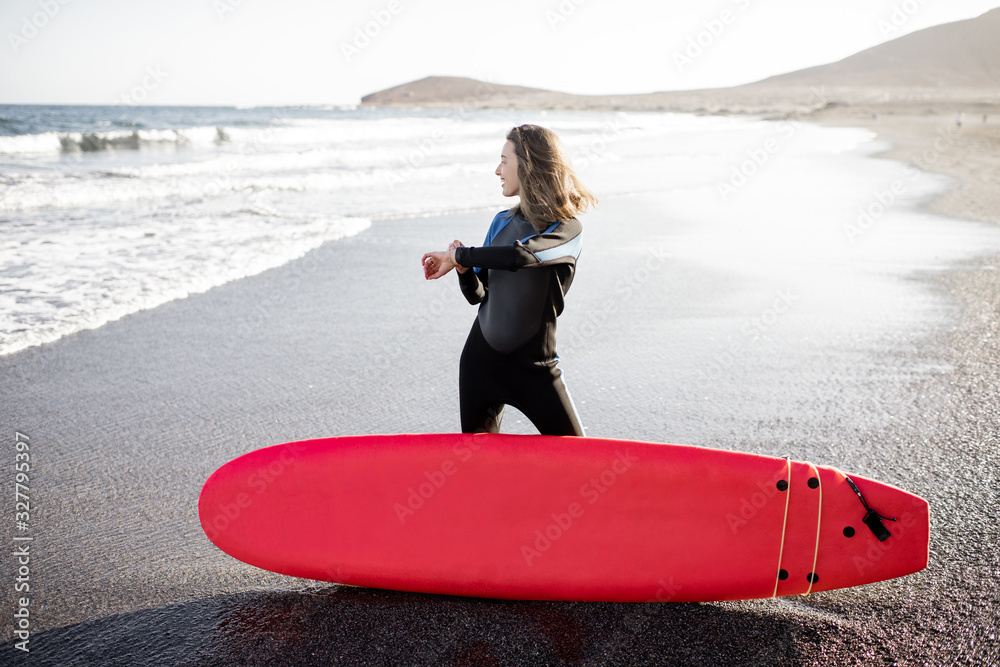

{"left": 422, "top": 240, "right": 466, "bottom": 280}
{"left": 422, "top": 250, "right": 454, "bottom": 280}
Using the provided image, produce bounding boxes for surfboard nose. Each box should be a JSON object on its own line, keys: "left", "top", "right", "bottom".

{"left": 805, "top": 468, "right": 930, "bottom": 594}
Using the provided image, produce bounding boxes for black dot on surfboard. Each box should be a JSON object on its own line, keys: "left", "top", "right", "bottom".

{"left": 807, "top": 573, "right": 819, "bottom": 584}
{"left": 843, "top": 526, "right": 856, "bottom": 538}
{"left": 808, "top": 477, "right": 819, "bottom": 489}
{"left": 778, "top": 569, "right": 788, "bottom": 580}
{"left": 776, "top": 480, "right": 788, "bottom": 491}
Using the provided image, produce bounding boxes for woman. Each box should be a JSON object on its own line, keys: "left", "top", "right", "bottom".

{"left": 422, "top": 124, "right": 597, "bottom": 435}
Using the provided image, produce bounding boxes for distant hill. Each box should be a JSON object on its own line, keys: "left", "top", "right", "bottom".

{"left": 361, "top": 9, "right": 1000, "bottom": 113}
{"left": 360, "top": 76, "right": 653, "bottom": 110}
{"left": 361, "top": 77, "right": 569, "bottom": 107}
{"left": 756, "top": 7, "right": 1000, "bottom": 89}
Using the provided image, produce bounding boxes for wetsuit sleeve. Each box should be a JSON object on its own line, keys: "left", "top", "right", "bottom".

{"left": 457, "top": 264, "right": 487, "bottom": 304}
{"left": 454, "top": 218, "right": 582, "bottom": 271}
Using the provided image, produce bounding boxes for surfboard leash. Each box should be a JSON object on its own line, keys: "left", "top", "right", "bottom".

{"left": 840, "top": 472, "right": 897, "bottom": 542}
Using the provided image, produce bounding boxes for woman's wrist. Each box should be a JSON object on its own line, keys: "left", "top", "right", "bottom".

{"left": 450, "top": 245, "right": 468, "bottom": 273}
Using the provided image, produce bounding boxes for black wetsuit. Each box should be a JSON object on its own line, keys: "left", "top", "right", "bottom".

{"left": 454, "top": 210, "right": 584, "bottom": 436}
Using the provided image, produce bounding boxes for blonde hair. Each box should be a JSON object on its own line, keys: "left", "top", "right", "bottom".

{"left": 506, "top": 124, "right": 597, "bottom": 230}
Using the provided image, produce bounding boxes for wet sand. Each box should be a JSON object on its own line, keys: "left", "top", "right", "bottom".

{"left": 3, "top": 120, "right": 1000, "bottom": 665}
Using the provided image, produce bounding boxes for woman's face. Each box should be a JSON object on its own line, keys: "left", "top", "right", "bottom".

{"left": 495, "top": 140, "right": 520, "bottom": 197}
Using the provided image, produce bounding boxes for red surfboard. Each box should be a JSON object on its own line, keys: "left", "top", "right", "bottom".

{"left": 199, "top": 434, "right": 929, "bottom": 602}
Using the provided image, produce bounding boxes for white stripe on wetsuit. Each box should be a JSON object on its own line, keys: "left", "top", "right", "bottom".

{"left": 531, "top": 232, "right": 583, "bottom": 265}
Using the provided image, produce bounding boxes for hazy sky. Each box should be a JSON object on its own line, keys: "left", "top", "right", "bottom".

{"left": 2, "top": 0, "right": 998, "bottom": 106}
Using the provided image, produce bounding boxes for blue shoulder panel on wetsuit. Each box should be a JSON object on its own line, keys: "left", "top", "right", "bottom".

{"left": 474, "top": 210, "right": 516, "bottom": 275}
{"left": 520, "top": 221, "right": 561, "bottom": 241}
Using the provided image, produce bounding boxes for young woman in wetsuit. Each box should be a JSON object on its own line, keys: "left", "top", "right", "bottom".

{"left": 422, "top": 124, "right": 597, "bottom": 436}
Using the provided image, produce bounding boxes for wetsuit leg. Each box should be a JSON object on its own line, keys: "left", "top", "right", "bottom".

{"left": 459, "top": 320, "right": 506, "bottom": 433}
{"left": 460, "top": 318, "right": 584, "bottom": 436}
{"left": 506, "top": 363, "right": 585, "bottom": 437}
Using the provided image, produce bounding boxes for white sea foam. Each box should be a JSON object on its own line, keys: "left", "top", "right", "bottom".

{"left": 0, "top": 126, "right": 229, "bottom": 155}
{"left": 0, "top": 212, "right": 370, "bottom": 356}
{"left": 0, "top": 131, "right": 64, "bottom": 154}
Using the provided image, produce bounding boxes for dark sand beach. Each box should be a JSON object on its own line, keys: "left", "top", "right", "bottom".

{"left": 3, "top": 111, "right": 1000, "bottom": 665}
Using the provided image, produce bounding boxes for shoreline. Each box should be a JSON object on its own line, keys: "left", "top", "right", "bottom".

{"left": 805, "top": 103, "right": 1000, "bottom": 227}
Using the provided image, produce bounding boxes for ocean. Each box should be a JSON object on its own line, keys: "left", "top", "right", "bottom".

{"left": 0, "top": 103, "right": 993, "bottom": 358}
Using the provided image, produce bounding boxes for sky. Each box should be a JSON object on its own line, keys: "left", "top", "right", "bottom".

{"left": 1, "top": 0, "right": 998, "bottom": 106}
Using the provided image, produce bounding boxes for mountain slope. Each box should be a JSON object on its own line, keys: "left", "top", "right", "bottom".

{"left": 754, "top": 7, "right": 1000, "bottom": 89}
{"left": 361, "top": 9, "right": 1000, "bottom": 109}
